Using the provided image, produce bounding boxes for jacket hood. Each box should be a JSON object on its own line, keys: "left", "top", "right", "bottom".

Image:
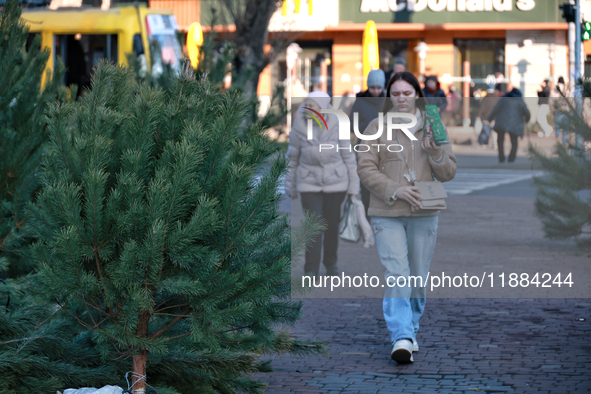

{"left": 504, "top": 88, "right": 523, "bottom": 98}
{"left": 291, "top": 99, "right": 338, "bottom": 143}
{"left": 357, "top": 89, "right": 385, "bottom": 98}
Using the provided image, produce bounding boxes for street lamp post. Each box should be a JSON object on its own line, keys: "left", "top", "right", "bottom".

{"left": 575, "top": 0, "right": 582, "bottom": 93}
{"left": 286, "top": 43, "right": 302, "bottom": 133}
{"left": 414, "top": 41, "right": 430, "bottom": 75}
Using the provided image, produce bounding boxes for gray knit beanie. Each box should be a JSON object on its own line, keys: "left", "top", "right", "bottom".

{"left": 367, "top": 69, "right": 386, "bottom": 89}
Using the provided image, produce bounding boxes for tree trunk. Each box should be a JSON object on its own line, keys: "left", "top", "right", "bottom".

{"left": 224, "top": 0, "right": 281, "bottom": 100}
{"left": 131, "top": 311, "right": 151, "bottom": 394}
{"left": 132, "top": 352, "right": 148, "bottom": 394}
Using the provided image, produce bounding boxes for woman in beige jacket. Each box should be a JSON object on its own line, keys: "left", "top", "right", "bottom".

{"left": 357, "top": 72, "right": 457, "bottom": 363}
{"left": 288, "top": 91, "right": 360, "bottom": 277}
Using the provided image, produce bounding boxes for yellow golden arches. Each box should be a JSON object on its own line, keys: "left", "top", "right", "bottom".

{"left": 282, "top": 0, "right": 313, "bottom": 16}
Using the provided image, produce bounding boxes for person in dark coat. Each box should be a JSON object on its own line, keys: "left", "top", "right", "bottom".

{"left": 423, "top": 75, "right": 447, "bottom": 112}
{"left": 384, "top": 58, "right": 406, "bottom": 88}
{"left": 350, "top": 69, "right": 386, "bottom": 216}
{"left": 537, "top": 79, "right": 551, "bottom": 105}
{"left": 476, "top": 85, "right": 502, "bottom": 147}
{"left": 488, "top": 88, "right": 531, "bottom": 163}
{"left": 352, "top": 69, "right": 386, "bottom": 129}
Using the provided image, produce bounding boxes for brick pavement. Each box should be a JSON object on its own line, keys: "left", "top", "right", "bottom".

{"left": 254, "top": 297, "right": 591, "bottom": 393}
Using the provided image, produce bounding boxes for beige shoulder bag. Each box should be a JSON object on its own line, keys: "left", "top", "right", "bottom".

{"left": 411, "top": 181, "right": 447, "bottom": 211}
{"left": 394, "top": 134, "right": 448, "bottom": 212}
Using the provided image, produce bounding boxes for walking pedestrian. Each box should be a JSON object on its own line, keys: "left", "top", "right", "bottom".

{"left": 423, "top": 75, "right": 447, "bottom": 112}
{"left": 488, "top": 88, "right": 531, "bottom": 163}
{"left": 287, "top": 91, "right": 360, "bottom": 277}
{"left": 476, "top": 84, "right": 502, "bottom": 148}
{"left": 350, "top": 69, "right": 387, "bottom": 216}
{"left": 443, "top": 85, "right": 461, "bottom": 126}
{"left": 385, "top": 57, "right": 406, "bottom": 87}
{"left": 537, "top": 79, "right": 552, "bottom": 137}
{"left": 550, "top": 77, "right": 570, "bottom": 144}
{"left": 357, "top": 72, "right": 457, "bottom": 363}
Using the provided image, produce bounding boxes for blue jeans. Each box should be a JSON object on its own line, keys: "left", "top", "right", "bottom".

{"left": 554, "top": 112, "right": 568, "bottom": 144}
{"left": 371, "top": 215, "right": 438, "bottom": 345}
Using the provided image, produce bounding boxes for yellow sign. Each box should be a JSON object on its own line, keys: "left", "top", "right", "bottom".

{"left": 362, "top": 20, "right": 379, "bottom": 90}
{"left": 187, "top": 22, "right": 203, "bottom": 69}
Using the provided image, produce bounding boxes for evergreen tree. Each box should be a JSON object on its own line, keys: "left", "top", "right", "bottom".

{"left": 0, "top": 0, "right": 65, "bottom": 277}
{"left": 26, "top": 63, "right": 320, "bottom": 394}
{"left": 0, "top": 264, "right": 115, "bottom": 393}
{"left": 529, "top": 80, "right": 591, "bottom": 247}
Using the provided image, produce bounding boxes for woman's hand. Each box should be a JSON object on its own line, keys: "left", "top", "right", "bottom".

{"left": 421, "top": 138, "right": 443, "bottom": 160}
{"left": 396, "top": 186, "right": 422, "bottom": 209}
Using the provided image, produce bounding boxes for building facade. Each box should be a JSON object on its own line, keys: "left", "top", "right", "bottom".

{"left": 155, "top": 0, "right": 591, "bottom": 99}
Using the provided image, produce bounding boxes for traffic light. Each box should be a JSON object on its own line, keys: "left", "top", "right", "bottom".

{"left": 583, "top": 20, "right": 591, "bottom": 41}
{"left": 560, "top": 3, "right": 575, "bottom": 23}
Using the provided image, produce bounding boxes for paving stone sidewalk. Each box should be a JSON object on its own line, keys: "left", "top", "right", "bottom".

{"left": 253, "top": 297, "right": 591, "bottom": 393}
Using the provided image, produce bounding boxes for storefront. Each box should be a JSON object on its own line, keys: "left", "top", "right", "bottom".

{"left": 254, "top": 0, "right": 591, "bottom": 100}
{"left": 157, "top": 0, "right": 587, "bottom": 98}
{"left": 282, "top": 0, "right": 572, "bottom": 97}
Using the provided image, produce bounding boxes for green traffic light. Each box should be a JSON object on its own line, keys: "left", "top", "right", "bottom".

{"left": 582, "top": 21, "right": 591, "bottom": 41}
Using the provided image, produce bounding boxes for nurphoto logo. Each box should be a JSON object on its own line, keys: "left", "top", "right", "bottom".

{"left": 305, "top": 109, "right": 418, "bottom": 153}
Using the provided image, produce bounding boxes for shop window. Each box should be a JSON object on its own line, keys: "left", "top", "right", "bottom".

{"left": 379, "top": 40, "right": 409, "bottom": 73}
{"left": 272, "top": 41, "right": 333, "bottom": 96}
{"left": 54, "top": 34, "right": 118, "bottom": 97}
{"left": 454, "top": 39, "right": 505, "bottom": 91}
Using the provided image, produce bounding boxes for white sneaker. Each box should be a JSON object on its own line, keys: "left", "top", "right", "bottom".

{"left": 391, "top": 339, "right": 414, "bottom": 363}
{"left": 413, "top": 339, "right": 419, "bottom": 352}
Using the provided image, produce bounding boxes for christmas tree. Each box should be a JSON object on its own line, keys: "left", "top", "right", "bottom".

{"left": 25, "top": 62, "right": 319, "bottom": 393}
{"left": 0, "top": 266, "right": 115, "bottom": 393}
{"left": 529, "top": 80, "right": 591, "bottom": 247}
{"left": 0, "top": 0, "right": 65, "bottom": 277}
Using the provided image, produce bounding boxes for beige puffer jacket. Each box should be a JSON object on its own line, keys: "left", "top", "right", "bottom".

{"left": 357, "top": 110, "right": 457, "bottom": 218}
{"left": 288, "top": 103, "right": 360, "bottom": 196}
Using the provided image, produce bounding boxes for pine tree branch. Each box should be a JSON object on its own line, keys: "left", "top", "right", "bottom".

{"left": 11, "top": 143, "right": 44, "bottom": 229}
{"left": 57, "top": 301, "right": 95, "bottom": 331}
{"left": 154, "top": 303, "right": 190, "bottom": 313}
{"left": 34, "top": 303, "right": 62, "bottom": 330}
{"left": 54, "top": 120, "right": 75, "bottom": 177}
{"left": 223, "top": 197, "right": 257, "bottom": 256}
{"left": 164, "top": 177, "right": 181, "bottom": 233}
{"left": 7, "top": 300, "right": 66, "bottom": 355}
{"left": 149, "top": 307, "right": 192, "bottom": 340}
{"left": 153, "top": 312, "right": 198, "bottom": 318}
{"left": 93, "top": 248, "right": 104, "bottom": 280}
{"left": 84, "top": 302, "right": 99, "bottom": 328}
{"left": 1, "top": 336, "right": 38, "bottom": 346}
{"left": 163, "top": 332, "right": 192, "bottom": 342}
{"left": 223, "top": 180, "right": 238, "bottom": 253}
{"left": 214, "top": 324, "right": 256, "bottom": 334}
{"left": 204, "top": 124, "right": 231, "bottom": 184}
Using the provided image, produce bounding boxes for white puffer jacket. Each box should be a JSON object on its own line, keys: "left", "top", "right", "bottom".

{"left": 287, "top": 97, "right": 360, "bottom": 196}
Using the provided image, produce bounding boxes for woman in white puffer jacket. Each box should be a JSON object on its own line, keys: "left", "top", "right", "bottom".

{"left": 287, "top": 91, "right": 360, "bottom": 277}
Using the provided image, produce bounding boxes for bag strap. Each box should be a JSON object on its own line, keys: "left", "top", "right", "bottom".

{"left": 339, "top": 196, "right": 353, "bottom": 235}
